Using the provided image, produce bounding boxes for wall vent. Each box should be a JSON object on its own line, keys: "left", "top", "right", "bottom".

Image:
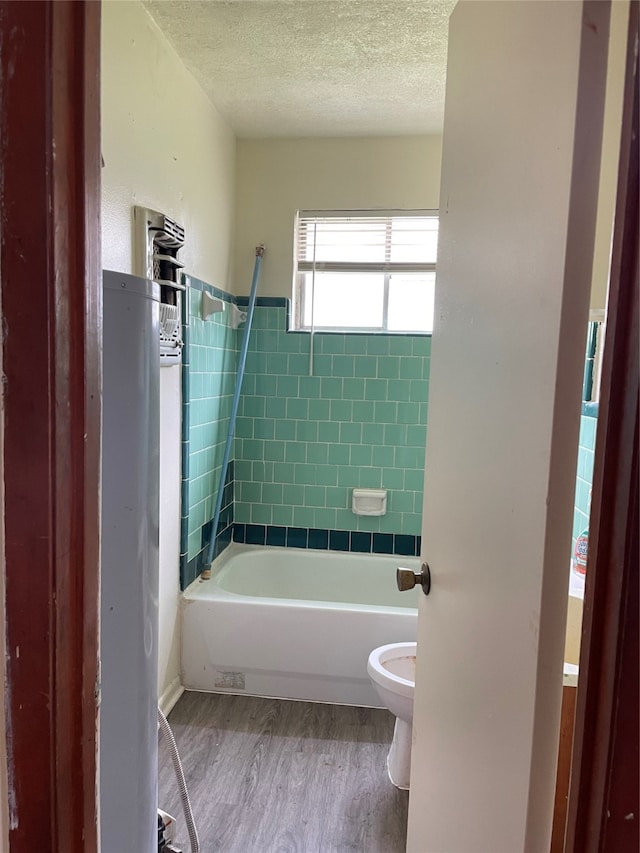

{"left": 134, "top": 206, "right": 185, "bottom": 366}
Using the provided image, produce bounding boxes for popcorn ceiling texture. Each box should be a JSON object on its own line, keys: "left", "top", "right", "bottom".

{"left": 142, "top": 0, "right": 455, "bottom": 137}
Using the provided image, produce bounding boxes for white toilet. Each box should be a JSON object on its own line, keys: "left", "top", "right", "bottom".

{"left": 367, "top": 642, "right": 416, "bottom": 790}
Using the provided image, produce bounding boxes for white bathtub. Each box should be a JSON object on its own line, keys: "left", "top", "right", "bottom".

{"left": 181, "top": 543, "right": 420, "bottom": 707}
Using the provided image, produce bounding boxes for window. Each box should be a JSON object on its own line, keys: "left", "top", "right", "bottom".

{"left": 293, "top": 210, "right": 438, "bottom": 334}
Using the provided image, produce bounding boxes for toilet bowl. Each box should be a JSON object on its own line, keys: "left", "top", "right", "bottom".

{"left": 367, "top": 642, "right": 416, "bottom": 790}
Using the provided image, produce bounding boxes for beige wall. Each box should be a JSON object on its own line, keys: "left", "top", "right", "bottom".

{"left": 590, "top": 0, "right": 629, "bottom": 310}
{"left": 234, "top": 136, "right": 443, "bottom": 297}
{"left": 102, "top": 0, "right": 236, "bottom": 291}
{"left": 101, "top": 0, "right": 236, "bottom": 705}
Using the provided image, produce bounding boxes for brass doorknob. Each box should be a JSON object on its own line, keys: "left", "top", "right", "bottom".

{"left": 396, "top": 563, "right": 431, "bottom": 596}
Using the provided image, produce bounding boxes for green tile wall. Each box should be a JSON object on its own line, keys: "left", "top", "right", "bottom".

{"left": 184, "top": 282, "right": 238, "bottom": 563}
{"left": 572, "top": 412, "right": 597, "bottom": 552}
{"left": 234, "top": 305, "right": 430, "bottom": 536}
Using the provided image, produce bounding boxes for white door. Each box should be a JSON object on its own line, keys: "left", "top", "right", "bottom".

{"left": 406, "top": 2, "right": 610, "bottom": 851}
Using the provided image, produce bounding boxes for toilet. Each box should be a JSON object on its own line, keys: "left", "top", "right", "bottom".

{"left": 367, "top": 642, "right": 416, "bottom": 790}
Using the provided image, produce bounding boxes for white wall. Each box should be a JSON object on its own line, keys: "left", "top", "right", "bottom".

{"left": 101, "top": 0, "right": 236, "bottom": 706}
{"left": 590, "top": 0, "right": 629, "bottom": 310}
{"left": 235, "top": 136, "right": 442, "bottom": 297}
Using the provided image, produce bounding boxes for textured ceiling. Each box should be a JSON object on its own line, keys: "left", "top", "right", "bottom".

{"left": 143, "top": 0, "right": 456, "bottom": 138}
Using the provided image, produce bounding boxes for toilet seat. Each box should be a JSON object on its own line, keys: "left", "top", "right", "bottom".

{"left": 367, "top": 642, "right": 416, "bottom": 699}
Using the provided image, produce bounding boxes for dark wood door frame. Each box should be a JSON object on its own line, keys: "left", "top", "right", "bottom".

{"left": 565, "top": 3, "right": 639, "bottom": 851}
{"left": 0, "top": 1, "right": 637, "bottom": 851}
{"left": 0, "top": 1, "right": 101, "bottom": 851}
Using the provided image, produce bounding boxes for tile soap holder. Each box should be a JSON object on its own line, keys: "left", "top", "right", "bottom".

{"left": 352, "top": 488, "right": 387, "bottom": 516}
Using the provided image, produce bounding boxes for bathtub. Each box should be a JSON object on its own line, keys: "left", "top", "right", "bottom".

{"left": 181, "top": 543, "right": 420, "bottom": 707}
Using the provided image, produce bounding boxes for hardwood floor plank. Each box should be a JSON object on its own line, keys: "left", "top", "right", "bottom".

{"left": 158, "top": 692, "right": 408, "bottom": 853}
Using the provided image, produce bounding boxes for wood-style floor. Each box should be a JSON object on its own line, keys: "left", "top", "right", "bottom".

{"left": 158, "top": 691, "right": 409, "bottom": 853}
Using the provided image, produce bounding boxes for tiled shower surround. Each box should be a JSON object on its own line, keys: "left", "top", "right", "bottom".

{"left": 181, "top": 281, "right": 597, "bottom": 589}
{"left": 572, "top": 411, "right": 597, "bottom": 551}
{"left": 180, "top": 284, "right": 431, "bottom": 588}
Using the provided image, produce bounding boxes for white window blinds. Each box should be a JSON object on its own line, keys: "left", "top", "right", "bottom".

{"left": 293, "top": 211, "right": 438, "bottom": 333}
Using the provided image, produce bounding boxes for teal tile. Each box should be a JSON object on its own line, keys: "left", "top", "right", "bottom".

{"left": 362, "top": 422, "right": 384, "bottom": 444}
{"left": 340, "top": 423, "right": 362, "bottom": 443}
{"left": 311, "top": 354, "right": 333, "bottom": 376}
{"left": 388, "top": 337, "right": 414, "bottom": 356}
{"left": 254, "top": 419, "right": 275, "bottom": 440}
{"left": 330, "top": 400, "right": 353, "bottom": 421}
{"left": 412, "top": 336, "right": 431, "bottom": 356}
{"left": 359, "top": 468, "right": 382, "bottom": 488}
{"left": 332, "top": 355, "right": 355, "bottom": 376}
{"left": 265, "top": 397, "right": 287, "bottom": 419}
{"left": 328, "top": 444, "right": 350, "bottom": 465}
{"left": 263, "top": 352, "right": 294, "bottom": 376}
{"left": 382, "top": 468, "right": 405, "bottom": 489}
{"left": 252, "top": 503, "right": 272, "bottom": 525}
{"left": 315, "top": 464, "right": 338, "bottom": 486}
{"left": 410, "top": 380, "right": 429, "bottom": 403}
{"left": 244, "top": 396, "right": 266, "bottom": 418}
{"left": 293, "top": 506, "right": 317, "bottom": 528}
{"left": 262, "top": 483, "right": 284, "bottom": 504}
{"left": 299, "top": 376, "right": 322, "bottom": 399}
{"left": 396, "top": 446, "right": 422, "bottom": 469}
{"left": 320, "top": 377, "right": 343, "bottom": 399}
{"left": 391, "top": 491, "right": 416, "bottom": 512}
{"left": 337, "top": 467, "right": 358, "bottom": 487}
{"left": 364, "top": 379, "right": 388, "bottom": 401}
{"left": 285, "top": 442, "right": 306, "bottom": 463}
{"left": 354, "top": 356, "right": 378, "bottom": 378}
{"left": 345, "top": 336, "right": 367, "bottom": 355}
{"left": 275, "top": 419, "right": 297, "bottom": 440}
{"left": 378, "top": 357, "right": 400, "bottom": 379}
{"left": 307, "top": 443, "right": 329, "bottom": 464}
{"left": 287, "top": 398, "right": 308, "bottom": 419}
{"left": 406, "top": 425, "right": 426, "bottom": 447}
{"left": 288, "top": 353, "right": 309, "bottom": 375}
{"left": 397, "top": 402, "right": 421, "bottom": 424}
{"left": 399, "top": 357, "right": 423, "bottom": 380}
{"left": 273, "top": 462, "right": 296, "bottom": 483}
{"left": 404, "top": 468, "right": 424, "bottom": 491}
{"left": 335, "top": 508, "right": 355, "bottom": 529}
{"left": 283, "top": 483, "right": 304, "bottom": 505}
{"left": 308, "top": 399, "right": 331, "bottom": 420}
{"left": 264, "top": 440, "right": 285, "bottom": 462}
{"left": 342, "top": 378, "right": 365, "bottom": 400}
{"left": 243, "top": 439, "right": 264, "bottom": 460}
{"left": 296, "top": 420, "right": 319, "bottom": 442}
{"left": 390, "top": 379, "right": 411, "bottom": 401}
{"left": 372, "top": 445, "right": 395, "bottom": 467}
{"left": 235, "top": 460, "right": 252, "bottom": 480}
{"left": 319, "top": 420, "right": 340, "bottom": 442}
{"left": 374, "top": 401, "right": 398, "bottom": 423}
{"left": 366, "top": 336, "right": 389, "bottom": 356}
{"left": 377, "top": 511, "right": 403, "bottom": 533}
{"left": 255, "top": 374, "right": 277, "bottom": 396}
{"left": 326, "top": 486, "right": 348, "bottom": 508}
{"left": 305, "top": 485, "right": 326, "bottom": 507}
{"left": 240, "top": 481, "right": 262, "bottom": 502}
{"left": 277, "top": 375, "right": 299, "bottom": 397}
{"left": 580, "top": 415, "right": 597, "bottom": 450}
{"left": 279, "top": 331, "right": 303, "bottom": 353}
{"left": 321, "top": 335, "right": 346, "bottom": 354}
{"left": 351, "top": 445, "right": 372, "bottom": 466}
{"left": 272, "top": 504, "right": 294, "bottom": 526}
{"left": 294, "top": 463, "right": 317, "bottom": 484}
{"left": 353, "top": 401, "right": 375, "bottom": 422}
{"left": 314, "top": 508, "right": 337, "bottom": 528}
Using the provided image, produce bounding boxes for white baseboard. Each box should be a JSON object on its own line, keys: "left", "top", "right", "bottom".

{"left": 158, "top": 677, "right": 184, "bottom": 717}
